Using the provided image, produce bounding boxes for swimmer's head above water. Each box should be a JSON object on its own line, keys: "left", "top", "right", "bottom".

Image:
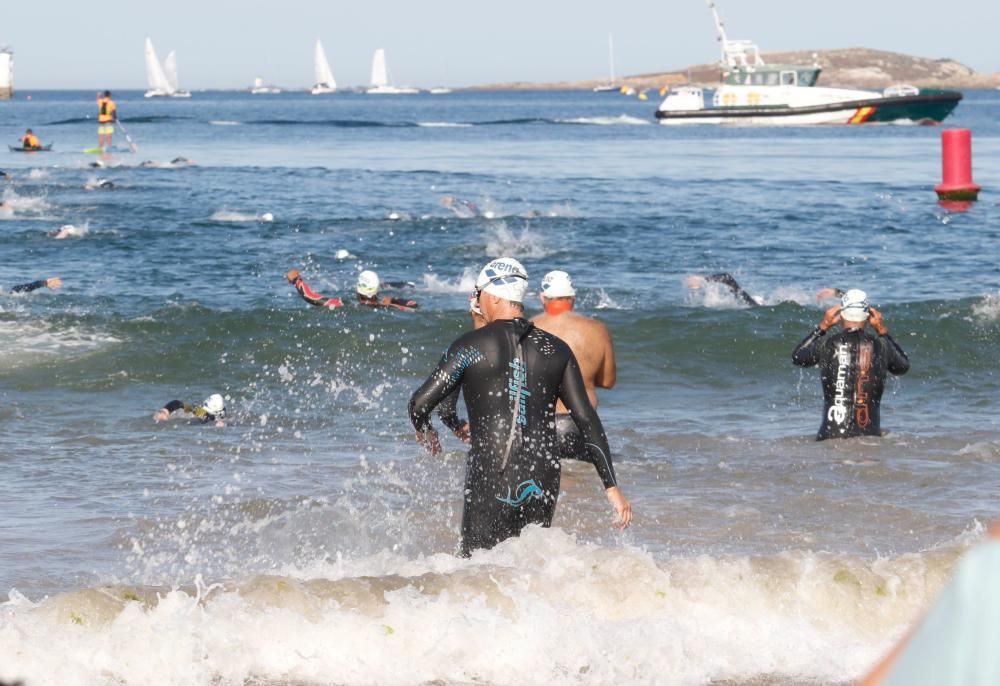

{"left": 840, "top": 289, "right": 869, "bottom": 322}
{"left": 539, "top": 270, "right": 576, "bottom": 315}
{"left": 356, "top": 270, "right": 380, "bottom": 298}
{"left": 475, "top": 257, "right": 529, "bottom": 320}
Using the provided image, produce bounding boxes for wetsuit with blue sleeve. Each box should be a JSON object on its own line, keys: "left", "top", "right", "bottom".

{"left": 409, "top": 317, "right": 618, "bottom": 556}
{"left": 792, "top": 326, "right": 909, "bottom": 440}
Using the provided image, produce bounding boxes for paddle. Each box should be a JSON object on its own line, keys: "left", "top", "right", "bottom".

{"left": 115, "top": 119, "right": 138, "bottom": 153}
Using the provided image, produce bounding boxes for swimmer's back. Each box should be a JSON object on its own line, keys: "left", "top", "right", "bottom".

{"left": 532, "top": 310, "right": 615, "bottom": 409}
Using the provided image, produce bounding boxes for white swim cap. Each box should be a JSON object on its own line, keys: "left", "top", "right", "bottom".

{"left": 203, "top": 394, "right": 226, "bottom": 417}
{"left": 357, "top": 270, "right": 380, "bottom": 298}
{"left": 476, "top": 257, "right": 528, "bottom": 303}
{"left": 840, "top": 289, "right": 870, "bottom": 322}
{"left": 541, "top": 270, "right": 576, "bottom": 298}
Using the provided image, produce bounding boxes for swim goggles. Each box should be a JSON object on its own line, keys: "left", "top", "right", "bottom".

{"left": 474, "top": 271, "right": 528, "bottom": 301}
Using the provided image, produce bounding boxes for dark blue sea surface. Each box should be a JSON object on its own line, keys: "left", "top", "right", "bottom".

{"left": 1, "top": 89, "right": 999, "bottom": 685}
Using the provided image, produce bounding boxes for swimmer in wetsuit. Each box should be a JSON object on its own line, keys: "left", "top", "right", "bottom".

{"left": 409, "top": 257, "right": 632, "bottom": 556}
{"left": 686, "top": 272, "right": 843, "bottom": 307}
{"left": 531, "top": 270, "right": 616, "bottom": 466}
{"left": 792, "top": 289, "right": 909, "bottom": 440}
{"left": 3, "top": 277, "right": 61, "bottom": 295}
{"left": 356, "top": 270, "right": 418, "bottom": 311}
{"left": 287, "top": 270, "right": 344, "bottom": 309}
{"left": 437, "top": 293, "right": 487, "bottom": 443}
{"left": 154, "top": 393, "right": 227, "bottom": 427}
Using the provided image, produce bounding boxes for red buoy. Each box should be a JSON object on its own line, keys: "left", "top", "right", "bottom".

{"left": 935, "top": 129, "right": 980, "bottom": 202}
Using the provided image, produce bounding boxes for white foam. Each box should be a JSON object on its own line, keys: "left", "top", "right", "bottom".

{"left": 420, "top": 266, "right": 478, "bottom": 294}
{"left": 209, "top": 120, "right": 242, "bottom": 126}
{"left": 484, "top": 222, "right": 552, "bottom": 258}
{"left": 417, "top": 121, "right": 473, "bottom": 128}
{"left": 49, "top": 223, "right": 89, "bottom": 239}
{"left": 557, "top": 114, "right": 651, "bottom": 126}
{"left": 971, "top": 293, "right": 1000, "bottom": 322}
{"left": 84, "top": 176, "right": 114, "bottom": 191}
{"left": 1, "top": 187, "right": 50, "bottom": 215}
{"left": 210, "top": 210, "right": 274, "bottom": 223}
{"left": 27, "top": 168, "right": 49, "bottom": 180}
{"left": 334, "top": 249, "right": 355, "bottom": 260}
{"left": 592, "top": 288, "right": 622, "bottom": 310}
{"left": 0, "top": 319, "right": 119, "bottom": 371}
{"left": 0, "top": 527, "right": 956, "bottom": 685}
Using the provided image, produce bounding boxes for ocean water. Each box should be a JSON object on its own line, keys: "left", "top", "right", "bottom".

{"left": 1, "top": 89, "right": 999, "bottom": 685}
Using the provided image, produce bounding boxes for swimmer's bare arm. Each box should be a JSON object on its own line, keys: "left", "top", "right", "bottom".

{"left": 559, "top": 353, "right": 632, "bottom": 529}
{"left": 792, "top": 305, "right": 840, "bottom": 367}
{"left": 596, "top": 323, "right": 616, "bottom": 389}
{"left": 10, "top": 277, "right": 61, "bottom": 294}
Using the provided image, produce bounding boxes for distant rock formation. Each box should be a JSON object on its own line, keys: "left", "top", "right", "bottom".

{"left": 472, "top": 48, "right": 999, "bottom": 91}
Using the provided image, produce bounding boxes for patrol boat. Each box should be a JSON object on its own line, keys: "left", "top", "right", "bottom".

{"left": 655, "top": 1, "right": 961, "bottom": 126}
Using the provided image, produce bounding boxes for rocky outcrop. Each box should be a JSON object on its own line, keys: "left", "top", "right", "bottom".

{"left": 471, "top": 48, "right": 999, "bottom": 91}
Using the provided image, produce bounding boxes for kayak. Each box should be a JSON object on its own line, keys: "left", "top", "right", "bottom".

{"left": 9, "top": 144, "right": 53, "bottom": 152}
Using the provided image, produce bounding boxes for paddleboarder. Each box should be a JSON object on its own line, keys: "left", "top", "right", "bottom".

{"left": 96, "top": 91, "right": 117, "bottom": 149}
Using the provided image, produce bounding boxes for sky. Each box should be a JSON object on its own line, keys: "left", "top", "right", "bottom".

{"left": 3, "top": 0, "right": 998, "bottom": 90}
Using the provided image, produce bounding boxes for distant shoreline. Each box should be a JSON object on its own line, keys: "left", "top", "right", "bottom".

{"left": 466, "top": 48, "right": 1000, "bottom": 92}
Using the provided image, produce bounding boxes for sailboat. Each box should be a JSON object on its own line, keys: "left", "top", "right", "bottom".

{"left": 144, "top": 38, "right": 190, "bottom": 98}
{"left": 162, "top": 50, "right": 191, "bottom": 98}
{"left": 592, "top": 34, "right": 619, "bottom": 92}
{"left": 366, "top": 48, "right": 418, "bottom": 94}
{"left": 310, "top": 40, "right": 337, "bottom": 95}
{"left": 250, "top": 76, "right": 282, "bottom": 94}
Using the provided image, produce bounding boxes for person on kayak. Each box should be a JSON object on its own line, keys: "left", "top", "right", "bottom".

{"left": 20, "top": 129, "right": 42, "bottom": 150}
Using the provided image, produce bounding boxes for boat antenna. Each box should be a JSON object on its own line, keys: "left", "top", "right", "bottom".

{"left": 704, "top": 0, "right": 763, "bottom": 69}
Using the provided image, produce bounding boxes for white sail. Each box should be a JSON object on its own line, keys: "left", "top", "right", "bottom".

{"left": 313, "top": 40, "right": 336, "bottom": 90}
{"left": 0, "top": 49, "right": 12, "bottom": 99}
{"left": 370, "top": 48, "right": 388, "bottom": 88}
{"left": 144, "top": 38, "right": 173, "bottom": 95}
{"left": 163, "top": 50, "right": 179, "bottom": 92}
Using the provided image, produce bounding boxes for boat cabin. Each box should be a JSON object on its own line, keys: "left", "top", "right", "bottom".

{"left": 723, "top": 64, "right": 821, "bottom": 87}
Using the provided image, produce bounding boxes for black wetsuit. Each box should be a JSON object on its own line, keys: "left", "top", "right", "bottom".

{"left": 162, "top": 400, "right": 222, "bottom": 423}
{"left": 792, "top": 326, "right": 910, "bottom": 440}
{"left": 705, "top": 273, "right": 759, "bottom": 307}
{"left": 9, "top": 280, "right": 48, "bottom": 294}
{"left": 410, "top": 317, "right": 618, "bottom": 556}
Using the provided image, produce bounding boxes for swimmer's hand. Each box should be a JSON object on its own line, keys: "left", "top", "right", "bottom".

{"left": 415, "top": 429, "right": 441, "bottom": 456}
{"left": 453, "top": 422, "right": 471, "bottom": 444}
{"left": 46, "top": 277, "right": 62, "bottom": 290}
{"left": 606, "top": 486, "right": 632, "bottom": 529}
{"left": 868, "top": 307, "right": 888, "bottom": 336}
{"left": 153, "top": 408, "right": 170, "bottom": 423}
{"left": 818, "top": 304, "right": 842, "bottom": 332}
{"left": 684, "top": 275, "right": 706, "bottom": 290}
{"left": 814, "top": 287, "right": 839, "bottom": 301}
{"left": 286, "top": 269, "right": 300, "bottom": 283}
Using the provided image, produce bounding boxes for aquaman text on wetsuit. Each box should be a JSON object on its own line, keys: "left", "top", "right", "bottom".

{"left": 792, "top": 327, "right": 909, "bottom": 440}
{"left": 409, "top": 318, "right": 618, "bottom": 556}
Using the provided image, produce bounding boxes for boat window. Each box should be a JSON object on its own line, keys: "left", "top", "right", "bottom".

{"left": 798, "top": 70, "right": 818, "bottom": 86}
{"left": 780, "top": 71, "right": 797, "bottom": 86}
{"left": 765, "top": 71, "right": 779, "bottom": 86}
